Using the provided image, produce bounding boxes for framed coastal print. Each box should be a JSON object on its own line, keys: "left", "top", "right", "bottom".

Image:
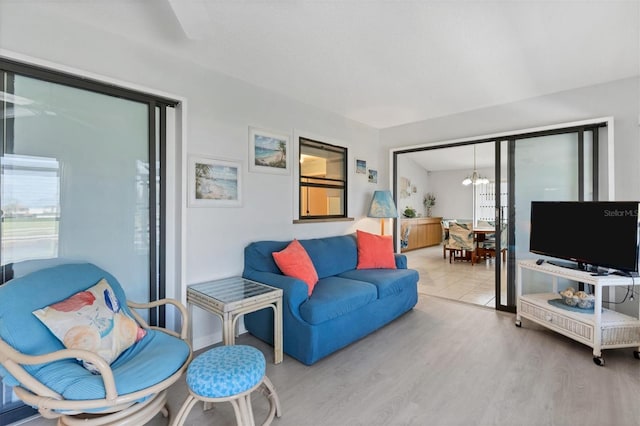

{"left": 188, "top": 156, "right": 242, "bottom": 207}
{"left": 368, "top": 169, "right": 378, "bottom": 184}
{"left": 248, "top": 126, "right": 290, "bottom": 174}
{"left": 355, "top": 158, "right": 367, "bottom": 174}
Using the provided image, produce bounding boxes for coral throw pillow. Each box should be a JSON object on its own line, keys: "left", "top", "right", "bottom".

{"left": 33, "top": 278, "right": 147, "bottom": 373}
{"left": 356, "top": 229, "right": 397, "bottom": 269}
{"left": 272, "top": 239, "right": 319, "bottom": 296}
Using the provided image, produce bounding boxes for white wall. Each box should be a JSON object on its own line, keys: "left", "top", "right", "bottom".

{"left": 396, "top": 156, "right": 430, "bottom": 216}
{"left": 395, "top": 154, "right": 497, "bottom": 220}
{"left": 0, "top": 5, "right": 386, "bottom": 349}
{"left": 423, "top": 166, "right": 495, "bottom": 221}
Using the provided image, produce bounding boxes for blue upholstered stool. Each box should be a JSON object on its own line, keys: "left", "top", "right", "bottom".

{"left": 172, "top": 345, "right": 281, "bottom": 426}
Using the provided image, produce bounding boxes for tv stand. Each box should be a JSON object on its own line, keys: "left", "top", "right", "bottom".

{"left": 516, "top": 259, "right": 640, "bottom": 366}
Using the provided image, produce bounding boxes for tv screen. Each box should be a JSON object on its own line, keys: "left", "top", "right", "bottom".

{"left": 529, "top": 201, "right": 640, "bottom": 273}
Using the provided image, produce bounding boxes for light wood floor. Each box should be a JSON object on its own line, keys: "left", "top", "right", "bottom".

{"left": 19, "top": 295, "right": 640, "bottom": 426}
{"left": 405, "top": 245, "right": 507, "bottom": 308}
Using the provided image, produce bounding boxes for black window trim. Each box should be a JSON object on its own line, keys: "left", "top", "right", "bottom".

{"left": 298, "top": 136, "right": 348, "bottom": 221}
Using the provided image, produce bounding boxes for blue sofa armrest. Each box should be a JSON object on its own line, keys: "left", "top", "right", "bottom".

{"left": 242, "top": 270, "right": 309, "bottom": 319}
{"left": 394, "top": 253, "right": 407, "bottom": 269}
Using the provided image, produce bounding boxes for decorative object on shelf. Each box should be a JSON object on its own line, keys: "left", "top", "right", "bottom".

{"left": 403, "top": 206, "right": 416, "bottom": 218}
{"left": 462, "top": 145, "right": 490, "bottom": 186}
{"left": 368, "top": 169, "right": 378, "bottom": 184}
{"left": 423, "top": 192, "right": 436, "bottom": 217}
{"left": 367, "top": 190, "right": 398, "bottom": 235}
{"left": 248, "top": 126, "right": 290, "bottom": 174}
{"left": 559, "top": 287, "right": 595, "bottom": 309}
{"left": 188, "top": 155, "right": 242, "bottom": 207}
{"left": 355, "top": 158, "right": 367, "bottom": 174}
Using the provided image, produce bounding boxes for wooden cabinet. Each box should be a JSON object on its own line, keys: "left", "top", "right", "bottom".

{"left": 401, "top": 217, "right": 443, "bottom": 252}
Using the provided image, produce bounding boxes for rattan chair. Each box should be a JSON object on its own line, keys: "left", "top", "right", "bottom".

{"left": 0, "top": 262, "right": 193, "bottom": 426}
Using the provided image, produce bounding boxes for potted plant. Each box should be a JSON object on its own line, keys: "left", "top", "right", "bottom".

{"left": 403, "top": 206, "right": 417, "bottom": 218}
{"left": 423, "top": 193, "right": 436, "bottom": 217}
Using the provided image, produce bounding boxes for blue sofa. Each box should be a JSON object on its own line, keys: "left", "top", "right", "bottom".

{"left": 243, "top": 234, "right": 419, "bottom": 365}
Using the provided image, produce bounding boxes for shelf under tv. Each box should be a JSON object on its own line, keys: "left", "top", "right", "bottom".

{"left": 516, "top": 259, "right": 640, "bottom": 366}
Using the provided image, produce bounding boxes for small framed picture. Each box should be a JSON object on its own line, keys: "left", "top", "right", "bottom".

{"left": 355, "top": 158, "right": 367, "bottom": 174}
{"left": 188, "top": 156, "right": 242, "bottom": 207}
{"left": 368, "top": 169, "right": 378, "bottom": 184}
{"left": 248, "top": 127, "right": 290, "bottom": 174}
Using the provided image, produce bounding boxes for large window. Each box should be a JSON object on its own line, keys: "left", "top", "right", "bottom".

{"left": 475, "top": 181, "right": 508, "bottom": 225}
{"left": 0, "top": 59, "right": 175, "bottom": 425}
{"left": 298, "top": 137, "right": 347, "bottom": 219}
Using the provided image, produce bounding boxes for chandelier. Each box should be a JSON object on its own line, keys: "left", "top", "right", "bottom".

{"left": 462, "top": 145, "right": 489, "bottom": 186}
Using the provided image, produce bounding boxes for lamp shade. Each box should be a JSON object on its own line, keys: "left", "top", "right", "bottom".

{"left": 367, "top": 190, "right": 398, "bottom": 218}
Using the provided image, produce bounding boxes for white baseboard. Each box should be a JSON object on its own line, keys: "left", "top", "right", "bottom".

{"left": 191, "top": 324, "right": 248, "bottom": 351}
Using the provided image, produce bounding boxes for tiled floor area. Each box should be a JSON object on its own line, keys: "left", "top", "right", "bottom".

{"left": 404, "top": 244, "right": 507, "bottom": 308}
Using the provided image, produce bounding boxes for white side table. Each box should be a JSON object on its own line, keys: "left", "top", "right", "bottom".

{"left": 187, "top": 276, "right": 283, "bottom": 364}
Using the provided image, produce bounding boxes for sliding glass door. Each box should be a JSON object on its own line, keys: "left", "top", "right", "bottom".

{"left": 393, "top": 122, "right": 606, "bottom": 313}
{"left": 510, "top": 128, "right": 601, "bottom": 296}
{"left": 0, "top": 61, "right": 174, "bottom": 425}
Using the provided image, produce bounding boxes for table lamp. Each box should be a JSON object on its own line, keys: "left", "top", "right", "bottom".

{"left": 367, "top": 190, "right": 398, "bottom": 235}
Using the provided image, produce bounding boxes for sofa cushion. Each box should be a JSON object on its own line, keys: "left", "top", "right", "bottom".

{"left": 299, "top": 276, "right": 377, "bottom": 325}
{"left": 338, "top": 269, "right": 419, "bottom": 299}
{"left": 244, "top": 240, "right": 290, "bottom": 275}
{"left": 272, "top": 239, "right": 319, "bottom": 295}
{"left": 355, "top": 230, "right": 396, "bottom": 269}
{"left": 28, "top": 329, "right": 190, "bottom": 401}
{"left": 299, "top": 235, "right": 358, "bottom": 278}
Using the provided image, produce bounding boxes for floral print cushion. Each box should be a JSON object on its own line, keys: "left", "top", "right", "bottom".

{"left": 33, "top": 278, "right": 146, "bottom": 373}
{"left": 447, "top": 222, "right": 475, "bottom": 250}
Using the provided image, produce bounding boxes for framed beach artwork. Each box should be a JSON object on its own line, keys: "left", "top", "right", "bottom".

{"left": 188, "top": 156, "right": 242, "bottom": 207}
{"left": 248, "top": 126, "right": 290, "bottom": 174}
{"left": 368, "top": 169, "right": 378, "bottom": 184}
{"left": 355, "top": 158, "right": 367, "bottom": 174}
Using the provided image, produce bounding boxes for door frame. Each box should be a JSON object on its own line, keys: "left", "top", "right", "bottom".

{"left": 390, "top": 117, "right": 613, "bottom": 313}
{"left": 0, "top": 54, "right": 186, "bottom": 425}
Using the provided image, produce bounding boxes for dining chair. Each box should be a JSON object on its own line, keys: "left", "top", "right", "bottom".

{"left": 478, "top": 222, "right": 508, "bottom": 262}
{"left": 445, "top": 222, "right": 477, "bottom": 264}
{"left": 401, "top": 222, "right": 411, "bottom": 250}
{"left": 441, "top": 219, "right": 458, "bottom": 259}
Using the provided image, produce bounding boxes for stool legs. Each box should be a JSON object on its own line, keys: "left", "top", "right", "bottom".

{"left": 171, "top": 395, "right": 198, "bottom": 426}
{"left": 229, "top": 395, "right": 254, "bottom": 426}
{"left": 171, "top": 376, "right": 281, "bottom": 426}
{"left": 260, "top": 376, "right": 282, "bottom": 424}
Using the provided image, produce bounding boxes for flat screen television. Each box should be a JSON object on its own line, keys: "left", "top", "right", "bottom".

{"left": 529, "top": 201, "right": 640, "bottom": 274}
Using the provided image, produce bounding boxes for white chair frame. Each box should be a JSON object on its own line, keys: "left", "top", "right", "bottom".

{"left": 0, "top": 298, "right": 193, "bottom": 426}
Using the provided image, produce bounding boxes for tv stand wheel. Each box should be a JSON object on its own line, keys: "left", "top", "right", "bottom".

{"left": 633, "top": 351, "right": 640, "bottom": 360}
{"left": 593, "top": 356, "right": 605, "bottom": 366}
{"left": 515, "top": 320, "right": 522, "bottom": 327}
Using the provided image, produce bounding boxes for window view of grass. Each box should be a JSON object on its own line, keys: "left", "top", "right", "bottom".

{"left": 2, "top": 217, "right": 59, "bottom": 263}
